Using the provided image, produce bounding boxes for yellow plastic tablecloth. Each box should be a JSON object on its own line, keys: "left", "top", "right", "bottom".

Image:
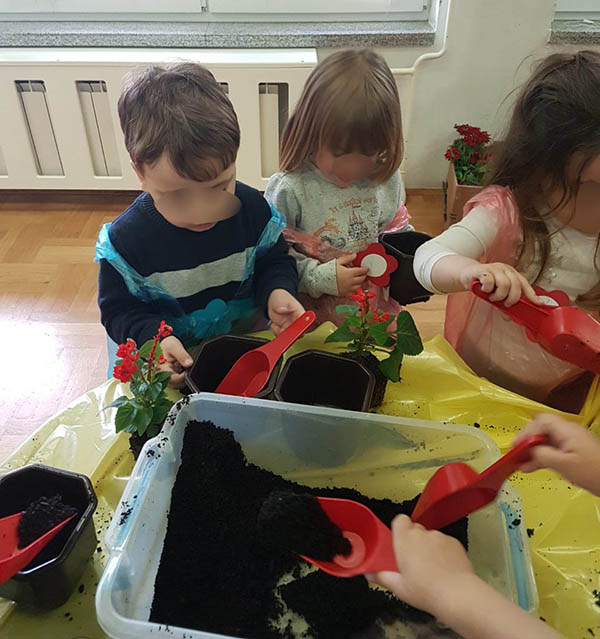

{"left": 1, "top": 324, "right": 599, "bottom": 639}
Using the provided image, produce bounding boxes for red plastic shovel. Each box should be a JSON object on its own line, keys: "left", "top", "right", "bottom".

{"left": 215, "top": 311, "right": 316, "bottom": 397}
{"left": 472, "top": 280, "right": 600, "bottom": 374}
{"left": 411, "top": 434, "right": 547, "bottom": 530}
{"left": 299, "top": 497, "right": 397, "bottom": 578}
{"left": 0, "top": 512, "right": 76, "bottom": 584}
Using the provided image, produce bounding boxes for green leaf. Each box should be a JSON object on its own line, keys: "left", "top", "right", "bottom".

{"left": 154, "top": 371, "right": 172, "bottom": 385}
{"left": 379, "top": 349, "right": 404, "bottom": 383}
{"left": 394, "top": 311, "right": 424, "bottom": 356}
{"left": 368, "top": 319, "right": 393, "bottom": 347}
{"left": 146, "top": 422, "right": 161, "bottom": 438}
{"left": 335, "top": 304, "right": 358, "bottom": 316}
{"left": 346, "top": 315, "right": 361, "bottom": 328}
{"left": 106, "top": 396, "right": 131, "bottom": 410}
{"left": 115, "top": 403, "right": 137, "bottom": 433}
{"left": 324, "top": 322, "right": 356, "bottom": 344}
{"left": 152, "top": 397, "right": 174, "bottom": 426}
{"left": 145, "top": 383, "right": 163, "bottom": 402}
{"left": 138, "top": 338, "right": 156, "bottom": 360}
{"left": 133, "top": 405, "right": 153, "bottom": 437}
{"left": 130, "top": 380, "right": 149, "bottom": 397}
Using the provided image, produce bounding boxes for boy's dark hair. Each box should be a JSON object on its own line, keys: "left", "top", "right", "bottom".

{"left": 118, "top": 62, "right": 240, "bottom": 181}
{"left": 489, "top": 50, "right": 600, "bottom": 309}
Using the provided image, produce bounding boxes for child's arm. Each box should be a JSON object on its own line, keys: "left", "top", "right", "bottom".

{"left": 413, "top": 207, "right": 541, "bottom": 306}
{"left": 265, "top": 174, "right": 368, "bottom": 299}
{"left": 370, "top": 515, "right": 562, "bottom": 639}
{"left": 514, "top": 414, "right": 600, "bottom": 495}
{"left": 99, "top": 259, "right": 167, "bottom": 347}
{"left": 253, "top": 218, "right": 305, "bottom": 334}
{"left": 377, "top": 170, "right": 414, "bottom": 233}
{"left": 99, "top": 260, "right": 192, "bottom": 387}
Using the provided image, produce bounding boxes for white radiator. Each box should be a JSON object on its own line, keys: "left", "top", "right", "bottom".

{"left": 0, "top": 48, "right": 317, "bottom": 190}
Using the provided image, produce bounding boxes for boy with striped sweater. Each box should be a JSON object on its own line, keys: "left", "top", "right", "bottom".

{"left": 96, "top": 63, "right": 303, "bottom": 386}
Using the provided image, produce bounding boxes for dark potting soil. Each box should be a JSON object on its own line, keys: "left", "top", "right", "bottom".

{"left": 150, "top": 420, "right": 469, "bottom": 638}
{"left": 17, "top": 494, "right": 77, "bottom": 549}
{"left": 280, "top": 569, "right": 432, "bottom": 639}
{"left": 129, "top": 433, "right": 150, "bottom": 460}
{"left": 257, "top": 491, "right": 351, "bottom": 560}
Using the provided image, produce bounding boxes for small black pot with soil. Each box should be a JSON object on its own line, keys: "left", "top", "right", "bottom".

{"left": 185, "top": 334, "right": 282, "bottom": 399}
{"left": 128, "top": 432, "right": 151, "bottom": 460}
{"left": 380, "top": 231, "right": 432, "bottom": 305}
{"left": 0, "top": 463, "right": 97, "bottom": 609}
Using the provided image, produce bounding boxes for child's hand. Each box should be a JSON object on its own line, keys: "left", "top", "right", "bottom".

{"left": 459, "top": 262, "right": 541, "bottom": 306}
{"left": 368, "top": 514, "right": 474, "bottom": 615}
{"left": 514, "top": 414, "right": 600, "bottom": 496}
{"left": 336, "top": 254, "right": 369, "bottom": 297}
{"left": 268, "top": 289, "right": 305, "bottom": 336}
{"left": 159, "top": 335, "right": 193, "bottom": 389}
{"left": 370, "top": 514, "right": 561, "bottom": 639}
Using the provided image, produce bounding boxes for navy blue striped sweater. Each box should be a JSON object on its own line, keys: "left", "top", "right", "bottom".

{"left": 98, "top": 182, "right": 298, "bottom": 345}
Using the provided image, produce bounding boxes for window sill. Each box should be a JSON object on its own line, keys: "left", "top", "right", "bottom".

{"left": 550, "top": 19, "right": 600, "bottom": 44}
{"left": 0, "top": 20, "right": 435, "bottom": 48}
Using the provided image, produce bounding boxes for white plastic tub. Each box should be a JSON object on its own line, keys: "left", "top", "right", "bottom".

{"left": 96, "top": 394, "right": 538, "bottom": 639}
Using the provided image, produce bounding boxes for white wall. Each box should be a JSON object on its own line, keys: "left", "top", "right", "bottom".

{"left": 324, "top": 0, "right": 600, "bottom": 188}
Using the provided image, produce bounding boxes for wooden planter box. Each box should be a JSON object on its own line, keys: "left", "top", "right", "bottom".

{"left": 444, "top": 163, "right": 484, "bottom": 228}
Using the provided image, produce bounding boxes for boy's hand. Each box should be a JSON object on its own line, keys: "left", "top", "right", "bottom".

{"left": 159, "top": 335, "right": 193, "bottom": 389}
{"left": 368, "top": 515, "right": 474, "bottom": 616}
{"left": 268, "top": 289, "right": 305, "bottom": 336}
{"left": 459, "top": 261, "right": 541, "bottom": 307}
{"left": 336, "top": 254, "right": 369, "bottom": 297}
{"left": 514, "top": 414, "right": 600, "bottom": 496}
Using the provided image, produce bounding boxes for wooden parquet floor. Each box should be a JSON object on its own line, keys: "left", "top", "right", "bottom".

{"left": 0, "top": 189, "right": 445, "bottom": 463}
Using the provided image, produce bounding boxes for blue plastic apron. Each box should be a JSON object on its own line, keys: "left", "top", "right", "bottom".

{"left": 95, "top": 205, "right": 285, "bottom": 373}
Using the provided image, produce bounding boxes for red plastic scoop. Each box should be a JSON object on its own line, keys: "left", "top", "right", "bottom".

{"left": 472, "top": 280, "right": 600, "bottom": 374}
{"left": 411, "top": 434, "right": 547, "bottom": 530}
{"left": 0, "top": 512, "right": 76, "bottom": 584}
{"left": 215, "top": 311, "right": 316, "bottom": 397}
{"left": 299, "top": 497, "right": 397, "bottom": 578}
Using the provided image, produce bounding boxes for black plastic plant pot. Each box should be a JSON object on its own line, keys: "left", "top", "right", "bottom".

{"left": 185, "top": 334, "right": 282, "bottom": 399}
{"left": 343, "top": 351, "right": 388, "bottom": 409}
{"left": 274, "top": 350, "right": 375, "bottom": 466}
{"left": 0, "top": 464, "right": 97, "bottom": 609}
{"left": 380, "top": 231, "right": 433, "bottom": 305}
{"left": 274, "top": 350, "right": 375, "bottom": 411}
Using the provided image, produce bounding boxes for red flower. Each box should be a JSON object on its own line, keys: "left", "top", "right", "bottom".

{"left": 113, "top": 353, "right": 138, "bottom": 383}
{"left": 350, "top": 288, "right": 371, "bottom": 313}
{"left": 444, "top": 146, "right": 460, "bottom": 162}
{"left": 380, "top": 312, "right": 389, "bottom": 322}
{"left": 157, "top": 321, "right": 173, "bottom": 339}
{"left": 116, "top": 339, "right": 136, "bottom": 358}
{"left": 353, "top": 243, "right": 399, "bottom": 287}
{"left": 372, "top": 311, "right": 379, "bottom": 321}
{"left": 455, "top": 124, "right": 490, "bottom": 147}
{"left": 158, "top": 355, "right": 167, "bottom": 365}
{"left": 470, "top": 152, "right": 479, "bottom": 164}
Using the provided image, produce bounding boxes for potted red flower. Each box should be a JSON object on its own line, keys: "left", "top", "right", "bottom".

{"left": 325, "top": 288, "right": 423, "bottom": 407}
{"left": 444, "top": 123, "right": 492, "bottom": 227}
{"left": 106, "top": 321, "right": 175, "bottom": 459}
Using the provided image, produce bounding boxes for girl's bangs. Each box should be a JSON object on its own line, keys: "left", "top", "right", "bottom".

{"left": 321, "top": 107, "right": 393, "bottom": 157}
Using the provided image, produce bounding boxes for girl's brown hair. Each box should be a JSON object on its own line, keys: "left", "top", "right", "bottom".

{"left": 489, "top": 50, "right": 600, "bottom": 310}
{"left": 279, "top": 49, "right": 403, "bottom": 184}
